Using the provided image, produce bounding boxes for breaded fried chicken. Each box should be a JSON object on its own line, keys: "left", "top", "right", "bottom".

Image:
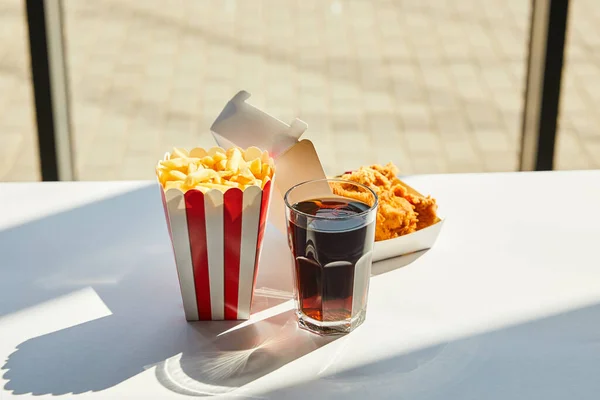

{"left": 405, "top": 193, "right": 439, "bottom": 230}
{"left": 338, "top": 162, "right": 439, "bottom": 241}
{"left": 332, "top": 181, "right": 417, "bottom": 240}
{"left": 375, "top": 192, "right": 417, "bottom": 240}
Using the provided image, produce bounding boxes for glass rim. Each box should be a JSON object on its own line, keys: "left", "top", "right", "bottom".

{"left": 284, "top": 178, "right": 379, "bottom": 221}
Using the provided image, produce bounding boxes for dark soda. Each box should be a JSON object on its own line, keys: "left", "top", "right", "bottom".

{"left": 288, "top": 198, "right": 375, "bottom": 323}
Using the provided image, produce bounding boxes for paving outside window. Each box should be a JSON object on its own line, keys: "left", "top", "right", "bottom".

{"left": 0, "top": 0, "right": 598, "bottom": 181}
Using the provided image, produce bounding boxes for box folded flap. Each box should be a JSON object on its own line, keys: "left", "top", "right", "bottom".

{"left": 269, "top": 140, "right": 328, "bottom": 234}
{"left": 210, "top": 91, "right": 326, "bottom": 234}
{"left": 211, "top": 91, "right": 307, "bottom": 158}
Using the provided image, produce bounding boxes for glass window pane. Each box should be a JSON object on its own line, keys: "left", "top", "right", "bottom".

{"left": 555, "top": 0, "right": 600, "bottom": 170}
{"left": 64, "top": 0, "right": 530, "bottom": 180}
{"left": 0, "top": 0, "right": 40, "bottom": 182}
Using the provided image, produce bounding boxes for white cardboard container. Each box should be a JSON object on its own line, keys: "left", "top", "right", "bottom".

{"left": 211, "top": 91, "right": 444, "bottom": 263}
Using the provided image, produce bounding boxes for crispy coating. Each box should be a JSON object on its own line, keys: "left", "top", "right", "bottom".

{"left": 338, "top": 162, "right": 439, "bottom": 241}
{"left": 375, "top": 192, "right": 417, "bottom": 240}
{"left": 405, "top": 193, "right": 439, "bottom": 231}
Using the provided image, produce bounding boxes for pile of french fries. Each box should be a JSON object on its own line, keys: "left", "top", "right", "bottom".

{"left": 156, "top": 146, "right": 274, "bottom": 193}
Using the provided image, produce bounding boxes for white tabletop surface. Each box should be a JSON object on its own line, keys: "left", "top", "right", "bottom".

{"left": 1, "top": 171, "right": 600, "bottom": 399}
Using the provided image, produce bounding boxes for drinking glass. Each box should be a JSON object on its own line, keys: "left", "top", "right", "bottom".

{"left": 284, "top": 179, "right": 378, "bottom": 335}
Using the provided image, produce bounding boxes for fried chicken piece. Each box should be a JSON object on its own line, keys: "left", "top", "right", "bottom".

{"left": 339, "top": 162, "right": 439, "bottom": 240}
{"left": 375, "top": 192, "right": 417, "bottom": 240}
{"left": 341, "top": 167, "right": 391, "bottom": 195}
{"left": 331, "top": 182, "right": 376, "bottom": 207}
{"left": 332, "top": 183, "right": 417, "bottom": 240}
{"left": 336, "top": 166, "right": 419, "bottom": 240}
{"left": 370, "top": 162, "right": 400, "bottom": 182}
{"left": 405, "top": 193, "right": 439, "bottom": 230}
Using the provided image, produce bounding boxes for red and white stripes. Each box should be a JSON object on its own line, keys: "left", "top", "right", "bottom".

{"left": 161, "top": 180, "right": 273, "bottom": 320}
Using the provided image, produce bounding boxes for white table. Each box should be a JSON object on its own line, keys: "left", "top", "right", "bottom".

{"left": 1, "top": 172, "right": 600, "bottom": 399}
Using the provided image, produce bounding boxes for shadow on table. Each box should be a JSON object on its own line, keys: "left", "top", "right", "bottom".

{"left": 154, "top": 309, "right": 338, "bottom": 397}
{"left": 258, "top": 301, "right": 600, "bottom": 400}
{"left": 1, "top": 182, "right": 323, "bottom": 396}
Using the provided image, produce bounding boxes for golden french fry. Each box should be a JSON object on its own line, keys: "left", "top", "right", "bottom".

{"left": 261, "top": 163, "right": 272, "bottom": 180}
{"left": 189, "top": 147, "right": 208, "bottom": 158}
{"left": 233, "top": 175, "right": 253, "bottom": 185}
{"left": 226, "top": 148, "right": 243, "bottom": 173}
{"left": 241, "top": 166, "right": 255, "bottom": 180}
{"left": 161, "top": 158, "right": 200, "bottom": 170}
{"left": 218, "top": 170, "right": 234, "bottom": 179}
{"left": 248, "top": 158, "right": 262, "bottom": 178}
{"left": 157, "top": 170, "right": 168, "bottom": 186}
{"left": 160, "top": 159, "right": 184, "bottom": 170}
{"left": 261, "top": 175, "right": 271, "bottom": 188}
{"left": 168, "top": 170, "right": 187, "bottom": 180}
{"left": 185, "top": 169, "right": 218, "bottom": 187}
{"left": 215, "top": 159, "right": 227, "bottom": 171}
{"left": 200, "top": 156, "right": 215, "bottom": 168}
{"left": 171, "top": 147, "right": 189, "bottom": 159}
{"left": 165, "top": 180, "right": 184, "bottom": 190}
{"left": 187, "top": 163, "right": 199, "bottom": 174}
{"left": 222, "top": 180, "right": 241, "bottom": 188}
{"left": 212, "top": 151, "right": 226, "bottom": 163}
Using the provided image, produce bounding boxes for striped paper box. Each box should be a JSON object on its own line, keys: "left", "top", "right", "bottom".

{"left": 161, "top": 179, "right": 274, "bottom": 321}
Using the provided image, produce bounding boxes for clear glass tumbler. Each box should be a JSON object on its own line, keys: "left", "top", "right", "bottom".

{"left": 284, "top": 179, "right": 378, "bottom": 335}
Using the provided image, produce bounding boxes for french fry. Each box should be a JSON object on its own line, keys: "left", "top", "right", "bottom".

{"left": 235, "top": 166, "right": 255, "bottom": 184}
{"left": 261, "top": 175, "right": 271, "bottom": 188}
{"left": 213, "top": 152, "right": 226, "bottom": 163}
{"left": 233, "top": 175, "right": 254, "bottom": 185}
{"left": 200, "top": 156, "right": 215, "bottom": 169}
{"left": 222, "top": 180, "right": 241, "bottom": 188}
{"left": 187, "top": 163, "right": 199, "bottom": 174}
{"left": 216, "top": 159, "right": 227, "bottom": 171}
{"left": 248, "top": 158, "right": 262, "bottom": 178}
{"left": 218, "top": 170, "right": 234, "bottom": 179}
{"left": 226, "top": 148, "right": 243, "bottom": 173}
{"left": 157, "top": 146, "right": 275, "bottom": 194}
{"left": 168, "top": 170, "right": 187, "bottom": 181}
{"left": 225, "top": 147, "right": 238, "bottom": 157}
{"left": 185, "top": 169, "right": 218, "bottom": 187}
{"left": 161, "top": 158, "right": 200, "bottom": 170}
{"left": 261, "top": 163, "right": 272, "bottom": 180}
{"left": 157, "top": 171, "right": 168, "bottom": 186}
{"left": 171, "top": 147, "right": 189, "bottom": 159}
{"left": 165, "top": 180, "right": 184, "bottom": 190}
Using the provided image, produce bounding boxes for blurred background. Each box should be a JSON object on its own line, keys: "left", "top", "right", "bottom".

{"left": 0, "top": 0, "right": 598, "bottom": 181}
